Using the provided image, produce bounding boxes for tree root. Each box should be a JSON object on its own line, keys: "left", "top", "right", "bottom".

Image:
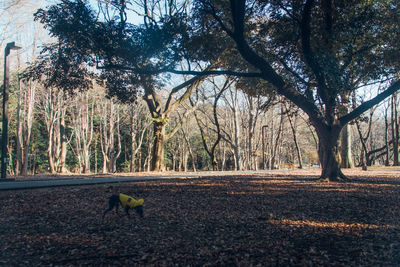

{"left": 316, "top": 176, "right": 349, "bottom": 183}
{"left": 316, "top": 170, "right": 351, "bottom": 182}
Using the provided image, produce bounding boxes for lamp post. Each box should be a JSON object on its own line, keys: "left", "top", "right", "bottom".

{"left": 1, "top": 42, "right": 21, "bottom": 179}
{"left": 262, "top": 125, "right": 268, "bottom": 170}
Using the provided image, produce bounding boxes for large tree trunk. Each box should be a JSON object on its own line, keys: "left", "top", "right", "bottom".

{"left": 151, "top": 121, "right": 166, "bottom": 171}
{"left": 316, "top": 126, "right": 347, "bottom": 181}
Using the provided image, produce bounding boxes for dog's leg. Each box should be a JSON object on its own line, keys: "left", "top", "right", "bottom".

{"left": 116, "top": 200, "right": 121, "bottom": 217}
{"left": 124, "top": 206, "right": 130, "bottom": 217}
{"left": 102, "top": 195, "right": 119, "bottom": 220}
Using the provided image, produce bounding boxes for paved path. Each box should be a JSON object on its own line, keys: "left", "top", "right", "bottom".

{"left": 0, "top": 170, "right": 279, "bottom": 190}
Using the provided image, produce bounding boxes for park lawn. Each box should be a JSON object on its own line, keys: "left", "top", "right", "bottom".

{"left": 0, "top": 172, "right": 400, "bottom": 266}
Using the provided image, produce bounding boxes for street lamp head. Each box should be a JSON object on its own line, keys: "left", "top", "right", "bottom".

{"left": 6, "top": 41, "right": 22, "bottom": 51}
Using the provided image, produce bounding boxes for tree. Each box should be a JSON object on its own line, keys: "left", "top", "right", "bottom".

{"left": 15, "top": 65, "right": 37, "bottom": 175}
{"left": 193, "top": 78, "right": 230, "bottom": 170}
{"left": 35, "top": 0, "right": 400, "bottom": 180}
{"left": 70, "top": 91, "right": 94, "bottom": 173}
{"left": 221, "top": 80, "right": 243, "bottom": 170}
{"left": 24, "top": 41, "right": 95, "bottom": 173}
{"left": 98, "top": 96, "right": 121, "bottom": 173}
{"left": 126, "top": 99, "right": 151, "bottom": 172}
{"left": 35, "top": 0, "right": 213, "bottom": 171}
{"left": 192, "top": 0, "right": 400, "bottom": 180}
{"left": 284, "top": 103, "right": 303, "bottom": 169}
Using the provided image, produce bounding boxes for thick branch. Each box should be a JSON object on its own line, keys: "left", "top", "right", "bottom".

{"left": 300, "top": 0, "right": 329, "bottom": 103}
{"left": 165, "top": 102, "right": 199, "bottom": 140}
{"left": 164, "top": 64, "right": 215, "bottom": 115}
{"left": 227, "top": 0, "right": 324, "bottom": 126}
{"left": 340, "top": 80, "right": 400, "bottom": 125}
{"left": 164, "top": 75, "right": 202, "bottom": 115}
{"left": 97, "top": 64, "right": 262, "bottom": 78}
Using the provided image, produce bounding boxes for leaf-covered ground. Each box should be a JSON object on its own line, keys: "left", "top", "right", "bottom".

{"left": 1, "top": 171, "right": 400, "bottom": 266}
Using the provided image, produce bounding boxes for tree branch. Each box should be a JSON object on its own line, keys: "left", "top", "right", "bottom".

{"left": 97, "top": 64, "right": 262, "bottom": 78}
{"left": 340, "top": 79, "right": 400, "bottom": 125}
{"left": 300, "top": 0, "right": 329, "bottom": 103}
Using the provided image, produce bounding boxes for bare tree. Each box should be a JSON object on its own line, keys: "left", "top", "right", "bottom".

{"left": 221, "top": 82, "right": 242, "bottom": 170}
{"left": 391, "top": 93, "right": 399, "bottom": 166}
{"left": 15, "top": 76, "right": 36, "bottom": 175}
{"left": 127, "top": 100, "right": 151, "bottom": 172}
{"left": 284, "top": 103, "right": 303, "bottom": 169}
{"left": 98, "top": 97, "right": 121, "bottom": 173}
{"left": 70, "top": 91, "right": 94, "bottom": 173}
{"left": 35, "top": 84, "right": 71, "bottom": 173}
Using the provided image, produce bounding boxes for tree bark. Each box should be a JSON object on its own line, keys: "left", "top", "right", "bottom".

{"left": 315, "top": 124, "right": 348, "bottom": 181}
{"left": 181, "top": 128, "right": 196, "bottom": 172}
{"left": 57, "top": 107, "right": 68, "bottom": 173}
{"left": 392, "top": 94, "right": 399, "bottom": 166}
{"left": 286, "top": 106, "right": 303, "bottom": 169}
{"left": 151, "top": 121, "right": 166, "bottom": 171}
{"left": 340, "top": 124, "right": 353, "bottom": 168}
{"left": 384, "top": 104, "right": 390, "bottom": 166}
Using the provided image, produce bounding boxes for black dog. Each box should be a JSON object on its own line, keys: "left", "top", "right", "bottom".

{"left": 102, "top": 193, "right": 144, "bottom": 220}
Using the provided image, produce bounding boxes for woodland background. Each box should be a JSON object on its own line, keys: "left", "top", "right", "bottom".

{"left": 0, "top": 0, "right": 399, "bottom": 176}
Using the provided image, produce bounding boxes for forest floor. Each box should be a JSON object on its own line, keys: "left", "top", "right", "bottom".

{"left": 1, "top": 168, "right": 400, "bottom": 266}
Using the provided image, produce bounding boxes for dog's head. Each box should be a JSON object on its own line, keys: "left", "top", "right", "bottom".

{"left": 134, "top": 205, "right": 144, "bottom": 217}
{"left": 133, "top": 198, "right": 144, "bottom": 217}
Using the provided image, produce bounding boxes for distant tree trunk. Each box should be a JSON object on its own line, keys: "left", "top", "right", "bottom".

{"left": 16, "top": 79, "right": 35, "bottom": 175}
{"left": 340, "top": 124, "right": 354, "bottom": 168}
{"left": 221, "top": 141, "right": 227, "bottom": 171}
{"left": 271, "top": 110, "right": 283, "bottom": 169}
{"left": 338, "top": 93, "right": 354, "bottom": 168}
{"left": 99, "top": 98, "right": 121, "bottom": 173}
{"left": 244, "top": 94, "right": 265, "bottom": 170}
{"left": 128, "top": 100, "right": 149, "bottom": 172}
{"left": 71, "top": 92, "right": 94, "bottom": 173}
{"left": 232, "top": 104, "right": 241, "bottom": 170}
{"left": 15, "top": 33, "right": 37, "bottom": 176}
{"left": 384, "top": 104, "right": 390, "bottom": 166}
{"left": 265, "top": 111, "right": 272, "bottom": 169}
{"left": 57, "top": 107, "right": 68, "bottom": 173}
{"left": 181, "top": 128, "right": 196, "bottom": 172}
{"left": 47, "top": 124, "right": 56, "bottom": 173}
{"left": 130, "top": 131, "right": 136, "bottom": 172}
{"left": 355, "top": 110, "right": 375, "bottom": 169}
{"left": 247, "top": 98, "right": 254, "bottom": 170}
{"left": 145, "top": 131, "right": 153, "bottom": 172}
{"left": 285, "top": 105, "right": 303, "bottom": 169}
{"left": 194, "top": 108, "right": 219, "bottom": 171}
{"left": 41, "top": 88, "right": 58, "bottom": 174}
{"left": 223, "top": 84, "right": 242, "bottom": 171}
{"left": 15, "top": 78, "right": 36, "bottom": 175}
{"left": 392, "top": 94, "right": 399, "bottom": 166}
{"left": 94, "top": 134, "right": 98, "bottom": 173}
{"left": 193, "top": 80, "right": 229, "bottom": 171}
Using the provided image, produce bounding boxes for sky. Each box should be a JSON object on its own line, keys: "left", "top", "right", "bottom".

{"left": 0, "top": 0, "right": 54, "bottom": 69}
{"left": 0, "top": 0, "right": 145, "bottom": 66}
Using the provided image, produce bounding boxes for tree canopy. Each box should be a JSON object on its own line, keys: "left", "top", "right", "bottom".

{"left": 33, "top": 0, "right": 400, "bottom": 180}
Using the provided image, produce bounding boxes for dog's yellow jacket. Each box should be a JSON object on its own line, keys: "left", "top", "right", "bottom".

{"left": 119, "top": 193, "right": 144, "bottom": 208}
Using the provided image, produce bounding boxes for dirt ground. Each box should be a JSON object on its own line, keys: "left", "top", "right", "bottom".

{"left": 1, "top": 168, "right": 400, "bottom": 266}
